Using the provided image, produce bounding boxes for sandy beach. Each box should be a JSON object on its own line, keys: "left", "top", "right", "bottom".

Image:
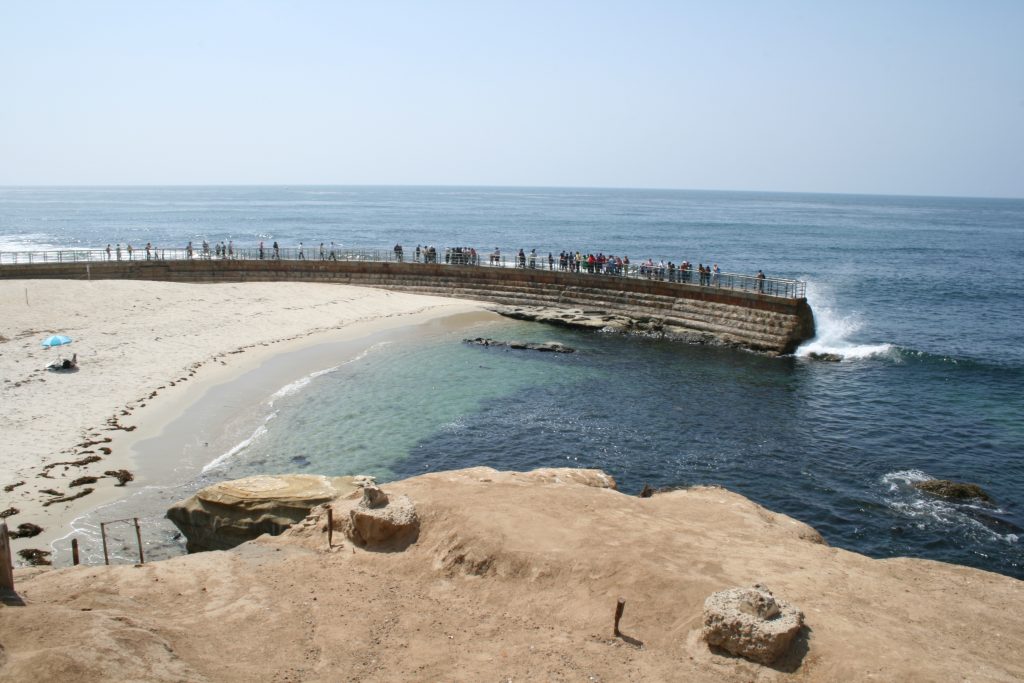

{"left": 0, "top": 279, "right": 487, "bottom": 561}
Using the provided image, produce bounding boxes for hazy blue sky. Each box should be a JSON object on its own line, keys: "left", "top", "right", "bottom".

{"left": 2, "top": 2, "right": 1021, "bottom": 197}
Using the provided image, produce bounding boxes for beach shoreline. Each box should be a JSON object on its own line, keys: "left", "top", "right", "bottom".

{"left": 0, "top": 279, "right": 488, "bottom": 563}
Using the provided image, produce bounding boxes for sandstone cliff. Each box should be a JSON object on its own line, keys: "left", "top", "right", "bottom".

{"left": 1, "top": 467, "right": 1020, "bottom": 682}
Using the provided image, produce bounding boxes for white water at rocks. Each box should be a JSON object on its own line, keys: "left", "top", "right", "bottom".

{"left": 796, "top": 281, "right": 894, "bottom": 360}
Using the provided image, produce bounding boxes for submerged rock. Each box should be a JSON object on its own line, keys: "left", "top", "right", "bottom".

{"left": 914, "top": 479, "right": 992, "bottom": 503}
{"left": 703, "top": 584, "right": 804, "bottom": 665}
{"left": 167, "top": 473, "right": 368, "bottom": 552}
{"left": 463, "top": 337, "right": 575, "bottom": 353}
{"left": 808, "top": 351, "right": 842, "bottom": 362}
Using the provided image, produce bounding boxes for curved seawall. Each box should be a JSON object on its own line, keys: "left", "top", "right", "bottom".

{"left": 0, "top": 259, "right": 815, "bottom": 354}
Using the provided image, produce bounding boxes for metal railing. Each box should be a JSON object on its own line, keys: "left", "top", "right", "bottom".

{"left": 0, "top": 246, "right": 806, "bottom": 299}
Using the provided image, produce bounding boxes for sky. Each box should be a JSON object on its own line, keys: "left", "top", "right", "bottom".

{"left": 1, "top": 1, "right": 1021, "bottom": 197}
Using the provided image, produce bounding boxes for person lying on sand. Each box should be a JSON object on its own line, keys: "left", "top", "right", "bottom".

{"left": 47, "top": 353, "right": 77, "bottom": 371}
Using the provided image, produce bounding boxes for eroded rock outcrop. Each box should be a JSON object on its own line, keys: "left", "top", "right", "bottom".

{"left": 167, "top": 473, "right": 368, "bottom": 552}
{"left": 343, "top": 485, "right": 419, "bottom": 550}
{"left": 703, "top": 584, "right": 804, "bottom": 665}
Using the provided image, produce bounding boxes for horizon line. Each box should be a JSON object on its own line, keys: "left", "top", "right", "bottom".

{"left": 0, "top": 183, "right": 1021, "bottom": 202}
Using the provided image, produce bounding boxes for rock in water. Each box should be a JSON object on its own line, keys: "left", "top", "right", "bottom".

{"left": 167, "top": 474, "right": 365, "bottom": 552}
{"left": 346, "top": 485, "right": 419, "bottom": 549}
{"left": 913, "top": 479, "right": 992, "bottom": 503}
{"left": 808, "top": 351, "right": 842, "bottom": 362}
{"left": 703, "top": 584, "right": 804, "bottom": 665}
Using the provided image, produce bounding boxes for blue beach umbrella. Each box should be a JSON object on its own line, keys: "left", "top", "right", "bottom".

{"left": 41, "top": 335, "right": 73, "bottom": 348}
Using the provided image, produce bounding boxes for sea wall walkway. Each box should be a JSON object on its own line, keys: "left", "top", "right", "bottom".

{"left": 0, "top": 248, "right": 815, "bottom": 355}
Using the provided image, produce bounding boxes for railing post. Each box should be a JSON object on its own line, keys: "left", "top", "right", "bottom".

{"left": 100, "top": 522, "right": 110, "bottom": 565}
{"left": 133, "top": 517, "right": 144, "bottom": 564}
{"left": 72, "top": 538, "right": 80, "bottom": 566}
{"left": 0, "top": 522, "right": 13, "bottom": 591}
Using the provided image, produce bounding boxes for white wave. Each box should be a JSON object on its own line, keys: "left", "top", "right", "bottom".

{"left": 201, "top": 417, "right": 273, "bottom": 473}
{"left": 795, "top": 280, "right": 895, "bottom": 360}
{"left": 268, "top": 341, "right": 391, "bottom": 405}
{"left": 881, "top": 469, "right": 932, "bottom": 491}
{"left": 0, "top": 233, "right": 63, "bottom": 251}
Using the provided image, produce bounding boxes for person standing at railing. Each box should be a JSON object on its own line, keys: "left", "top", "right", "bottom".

{"left": 756, "top": 270, "right": 766, "bottom": 292}
{"left": 116, "top": 244, "right": 122, "bottom": 261}
{"left": 394, "top": 243, "right": 403, "bottom": 262}
{"left": 298, "top": 242, "right": 305, "bottom": 260}
{"left": 228, "top": 240, "right": 234, "bottom": 259}
{"left": 145, "top": 242, "right": 152, "bottom": 260}
{"left": 127, "top": 244, "right": 134, "bottom": 260}
{"left": 273, "top": 241, "right": 280, "bottom": 259}
{"left": 329, "top": 242, "right": 337, "bottom": 260}
{"left": 712, "top": 264, "right": 720, "bottom": 286}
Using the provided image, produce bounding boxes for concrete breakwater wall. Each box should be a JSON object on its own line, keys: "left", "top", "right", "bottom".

{"left": 0, "top": 260, "right": 815, "bottom": 354}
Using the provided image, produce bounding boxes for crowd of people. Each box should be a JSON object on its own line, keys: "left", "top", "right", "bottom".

{"left": 98, "top": 239, "right": 770, "bottom": 292}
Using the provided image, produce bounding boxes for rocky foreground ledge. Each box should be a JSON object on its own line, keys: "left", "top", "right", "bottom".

{"left": 2, "top": 467, "right": 1022, "bottom": 682}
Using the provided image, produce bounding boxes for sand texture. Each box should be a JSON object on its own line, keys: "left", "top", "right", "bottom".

{"left": 2, "top": 466, "right": 1022, "bottom": 682}
{"left": 0, "top": 279, "right": 483, "bottom": 556}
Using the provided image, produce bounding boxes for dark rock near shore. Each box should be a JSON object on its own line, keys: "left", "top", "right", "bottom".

{"left": 914, "top": 479, "right": 992, "bottom": 503}
{"left": 17, "top": 548, "right": 52, "bottom": 566}
{"left": 104, "top": 469, "right": 135, "bottom": 486}
{"left": 8, "top": 522, "right": 43, "bottom": 538}
{"left": 808, "top": 352, "right": 842, "bottom": 362}
{"left": 464, "top": 337, "right": 575, "bottom": 353}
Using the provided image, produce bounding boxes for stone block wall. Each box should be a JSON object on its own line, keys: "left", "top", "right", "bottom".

{"left": 0, "top": 260, "right": 815, "bottom": 354}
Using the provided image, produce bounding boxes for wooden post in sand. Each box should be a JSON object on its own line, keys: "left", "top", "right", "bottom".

{"left": 0, "top": 522, "right": 13, "bottom": 591}
{"left": 326, "top": 507, "right": 334, "bottom": 548}
{"left": 613, "top": 597, "right": 626, "bottom": 636}
{"left": 133, "top": 518, "right": 144, "bottom": 564}
{"left": 100, "top": 522, "right": 110, "bottom": 565}
{"left": 71, "top": 538, "right": 80, "bottom": 566}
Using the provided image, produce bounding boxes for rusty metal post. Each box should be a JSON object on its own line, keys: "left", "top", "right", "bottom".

{"left": 0, "top": 522, "right": 13, "bottom": 591}
{"left": 100, "top": 522, "right": 110, "bottom": 565}
{"left": 71, "top": 538, "right": 80, "bottom": 566}
{"left": 326, "top": 507, "right": 334, "bottom": 548}
{"left": 614, "top": 597, "right": 626, "bottom": 636}
{"left": 133, "top": 518, "right": 144, "bottom": 564}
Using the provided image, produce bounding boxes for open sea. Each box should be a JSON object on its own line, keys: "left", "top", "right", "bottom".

{"left": 2, "top": 186, "right": 1022, "bottom": 579}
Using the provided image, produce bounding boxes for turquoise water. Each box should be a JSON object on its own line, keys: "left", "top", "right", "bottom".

{"left": 3, "top": 186, "right": 1022, "bottom": 578}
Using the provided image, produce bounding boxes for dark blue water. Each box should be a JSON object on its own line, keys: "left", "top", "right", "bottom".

{"left": 3, "top": 186, "right": 1022, "bottom": 578}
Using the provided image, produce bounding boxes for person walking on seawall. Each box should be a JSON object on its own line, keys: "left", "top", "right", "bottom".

{"left": 258, "top": 241, "right": 264, "bottom": 259}
{"left": 712, "top": 264, "right": 720, "bottom": 286}
{"left": 105, "top": 244, "right": 112, "bottom": 260}
{"left": 329, "top": 242, "right": 337, "bottom": 260}
{"left": 145, "top": 242, "right": 152, "bottom": 260}
{"left": 298, "top": 242, "right": 305, "bottom": 260}
{"left": 415, "top": 244, "right": 421, "bottom": 262}
{"left": 127, "top": 243, "right": 134, "bottom": 260}
{"left": 115, "top": 243, "right": 122, "bottom": 261}
{"left": 228, "top": 240, "right": 234, "bottom": 259}
{"left": 319, "top": 242, "right": 325, "bottom": 260}
{"left": 273, "top": 241, "right": 280, "bottom": 259}
{"left": 756, "top": 269, "right": 766, "bottom": 293}
{"left": 394, "top": 243, "right": 403, "bottom": 262}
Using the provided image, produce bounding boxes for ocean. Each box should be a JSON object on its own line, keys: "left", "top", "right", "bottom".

{"left": 2, "top": 186, "right": 1022, "bottom": 579}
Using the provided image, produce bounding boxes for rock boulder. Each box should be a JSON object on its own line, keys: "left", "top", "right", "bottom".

{"left": 702, "top": 584, "right": 804, "bottom": 665}
{"left": 913, "top": 479, "right": 992, "bottom": 503}
{"left": 167, "top": 474, "right": 366, "bottom": 552}
{"left": 345, "top": 485, "right": 419, "bottom": 549}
